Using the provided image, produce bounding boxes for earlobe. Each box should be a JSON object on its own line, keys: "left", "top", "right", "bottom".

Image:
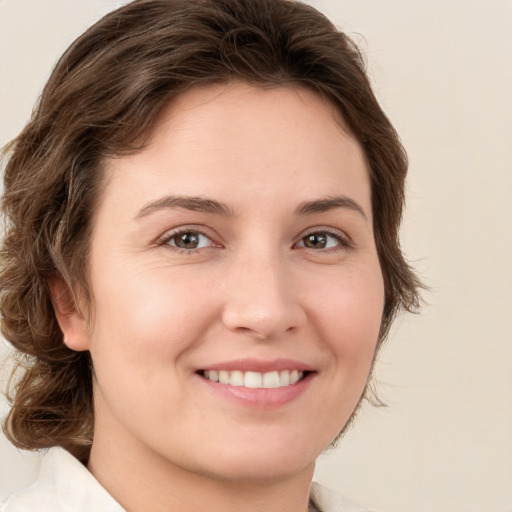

{"left": 48, "top": 276, "right": 91, "bottom": 352}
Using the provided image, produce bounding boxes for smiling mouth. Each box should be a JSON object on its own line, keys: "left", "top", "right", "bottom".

{"left": 198, "top": 369, "right": 308, "bottom": 389}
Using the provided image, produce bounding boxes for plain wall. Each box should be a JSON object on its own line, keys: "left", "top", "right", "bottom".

{"left": 1, "top": 1, "right": 511, "bottom": 511}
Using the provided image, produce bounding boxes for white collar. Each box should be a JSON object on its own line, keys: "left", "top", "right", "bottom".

{"left": 2, "top": 447, "right": 371, "bottom": 512}
{"left": 310, "top": 481, "right": 372, "bottom": 512}
{"left": 2, "top": 447, "right": 124, "bottom": 512}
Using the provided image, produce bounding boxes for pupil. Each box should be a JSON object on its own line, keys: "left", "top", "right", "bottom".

{"left": 305, "top": 233, "right": 326, "bottom": 249}
{"left": 177, "top": 232, "right": 199, "bottom": 249}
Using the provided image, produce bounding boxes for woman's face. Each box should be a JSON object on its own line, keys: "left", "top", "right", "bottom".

{"left": 63, "top": 83, "right": 384, "bottom": 483}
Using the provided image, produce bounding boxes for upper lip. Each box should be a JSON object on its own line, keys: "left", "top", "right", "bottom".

{"left": 198, "top": 358, "right": 315, "bottom": 373}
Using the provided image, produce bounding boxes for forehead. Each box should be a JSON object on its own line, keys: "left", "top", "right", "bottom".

{"left": 148, "top": 82, "right": 355, "bottom": 156}
{"left": 99, "top": 82, "right": 371, "bottom": 218}
{"left": 153, "top": 81, "right": 352, "bottom": 132}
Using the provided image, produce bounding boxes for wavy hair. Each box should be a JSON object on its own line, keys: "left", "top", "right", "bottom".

{"left": 1, "top": 0, "right": 421, "bottom": 462}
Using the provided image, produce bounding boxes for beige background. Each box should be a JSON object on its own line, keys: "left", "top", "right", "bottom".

{"left": 1, "top": 1, "right": 511, "bottom": 511}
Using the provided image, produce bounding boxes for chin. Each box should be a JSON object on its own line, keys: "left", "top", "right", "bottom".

{"left": 202, "top": 454, "right": 315, "bottom": 484}
{"left": 183, "top": 431, "right": 324, "bottom": 484}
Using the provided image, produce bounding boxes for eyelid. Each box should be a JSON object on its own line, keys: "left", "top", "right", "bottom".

{"left": 156, "top": 225, "right": 351, "bottom": 252}
{"left": 157, "top": 225, "right": 222, "bottom": 249}
{"left": 294, "top": 227, "right": 352, "bottom": 250}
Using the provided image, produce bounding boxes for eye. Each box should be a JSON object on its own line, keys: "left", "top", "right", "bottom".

{"left": 164, "top": 230, "right": 214, "bottom": 250}
{"left": 296, "top": 230, "right": 346, "bottom": 250}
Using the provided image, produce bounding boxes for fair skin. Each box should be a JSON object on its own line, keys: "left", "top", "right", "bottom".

{"left": 53, "top": 82, "right": 384, "bottom": 512}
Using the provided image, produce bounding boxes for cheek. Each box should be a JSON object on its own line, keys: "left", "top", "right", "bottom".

{"left": 304, "top": 265, "right": 384, "bottom": 442}
{"left": 88, "top": 267, "right": 218, "bottom": 372}
{"left": 314, "top": 265, "right": 384, "bottom": 364}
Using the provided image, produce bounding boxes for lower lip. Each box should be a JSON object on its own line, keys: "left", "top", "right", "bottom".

{"left": 197, "top": 373, "right": 315, "bottom": 408}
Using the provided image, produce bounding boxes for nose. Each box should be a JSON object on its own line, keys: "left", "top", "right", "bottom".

{"left": 221, "top": 251, "right": 306, "bottom": 340}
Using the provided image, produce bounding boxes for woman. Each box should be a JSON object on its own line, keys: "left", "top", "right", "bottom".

{"left": 0, "top": 0, "right": 421, "bottom": 511}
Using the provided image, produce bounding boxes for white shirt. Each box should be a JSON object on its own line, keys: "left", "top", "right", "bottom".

{"left": 1, "top": 447, "right": 372, "bottom": 512}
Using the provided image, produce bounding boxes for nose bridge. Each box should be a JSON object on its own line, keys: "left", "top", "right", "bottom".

{"left": 221, "top": 242, "right": 305, "bottom": 338}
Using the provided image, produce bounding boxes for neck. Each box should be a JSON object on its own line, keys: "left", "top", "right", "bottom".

{"left": 87, "top": 428, "right": 315, "bottom": 512}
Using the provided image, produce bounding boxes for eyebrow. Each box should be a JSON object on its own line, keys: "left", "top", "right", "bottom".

{"left": 295, "top": 196, "right": 368, "bottom": 221}
{"left": 135, "top": 195, "right": 235, "bottom": 219}
{"left": 134, "top": 194, "right": 367, "bottom": 221}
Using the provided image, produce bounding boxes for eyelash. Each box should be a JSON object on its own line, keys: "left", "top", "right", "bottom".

{"left": 159, "top": 227, "right": 351, "bottom": 254}
{"left": 160, "top": 228, "right": 217, "bottom": 254}
{"left": 295, "top": 229, "right": 351, "bottom": 251}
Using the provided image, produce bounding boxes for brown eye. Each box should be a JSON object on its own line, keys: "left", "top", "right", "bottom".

{"left": 297, "top": 231, "right": 343, "bottom": 250}
{"left": 303, "top": 233, "right": 328, "bottom": 249}
{"left": 167, "top": 231, "right": 211, "bottom": 250}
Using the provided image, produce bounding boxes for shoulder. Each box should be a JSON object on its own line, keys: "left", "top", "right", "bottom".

{"left": 310, "top": 482, "right": 378, "bottom": 512}
{"left": 0, "top": 447, "right": 124, "bottom": 512}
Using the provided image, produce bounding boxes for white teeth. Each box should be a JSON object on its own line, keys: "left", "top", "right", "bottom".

{"left": 263, "top": 371, "right": 280, "bottom": 388}
{"left": 203, "top": 369, "right": 305, "bottom": 388}
{"left": 244, "top": 371, "right": 263, "bottom": 388}
{"left": 230, "top": 370, "right": 244, "bottom": 387}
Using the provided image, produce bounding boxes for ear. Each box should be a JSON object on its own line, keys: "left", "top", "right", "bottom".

{"left": 48, "top": 275, "right": 91, "bottom": 352}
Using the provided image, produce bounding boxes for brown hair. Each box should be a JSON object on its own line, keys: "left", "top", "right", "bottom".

{"left": 1, "top": 0, "right": 421, "bottom": 462}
